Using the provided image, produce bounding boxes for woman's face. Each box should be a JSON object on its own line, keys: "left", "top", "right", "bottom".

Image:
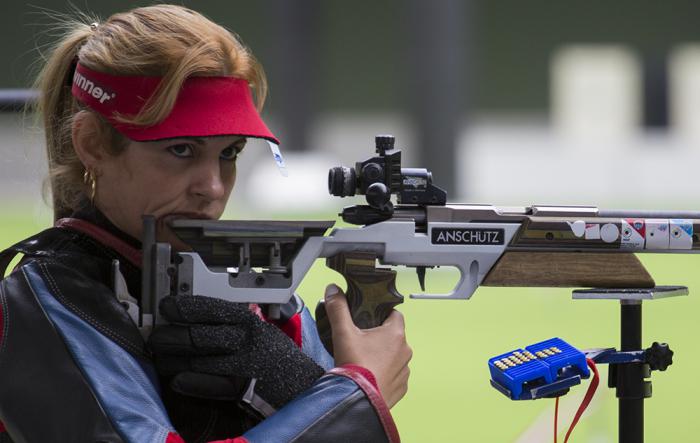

{"left": 95, "top": 135, "right": 246, "bottom": 250}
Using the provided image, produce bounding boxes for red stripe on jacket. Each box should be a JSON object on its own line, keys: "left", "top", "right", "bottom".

{"left": 275, "top": 312, "right": 303, "bottom": 348}
{"left": 0, "top": 298, "right": 3, "bottom": 349}
{"left": 166, "top": 432, "right": 249, "bottom": 443}
{"left": 55, "top": 218, "right": 142, "bottom": 268}
{"left": 329, "top": 365, "right": 400, "bottom": 443}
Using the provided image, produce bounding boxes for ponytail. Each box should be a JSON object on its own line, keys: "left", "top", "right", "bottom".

{"left": 34, "top": 24, "right": 90, "bottom": 220}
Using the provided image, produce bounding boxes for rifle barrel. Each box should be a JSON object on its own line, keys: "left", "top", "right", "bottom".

{"left": 599, "top": 209, "right": 700, "bottom": 219}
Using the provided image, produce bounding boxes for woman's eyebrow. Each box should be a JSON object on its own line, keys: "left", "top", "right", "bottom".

{"left": 227, "top": 138, "right": 247, "bottom": 149}
{"left": 176, "top": 137, "right": 206, "bottom": 145}
{"left": 169, "top": 137, "right": 246, "bottom": 145}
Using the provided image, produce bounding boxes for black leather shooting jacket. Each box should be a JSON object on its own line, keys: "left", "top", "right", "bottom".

{"left": 0, "top": 208, "right": 399, "bottom": 443}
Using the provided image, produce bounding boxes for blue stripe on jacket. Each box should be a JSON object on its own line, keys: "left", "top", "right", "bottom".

{"left": 299, "top": 305, "right": 334, "bottom": 370}
{"left": 24, "top": 263, "right": 174, "bottom": 443}
{"left": 243, "top": 374, "right": 361, "bottom": 443}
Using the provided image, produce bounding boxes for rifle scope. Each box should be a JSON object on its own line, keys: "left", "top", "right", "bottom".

{"left": 328, "top": 135, "right": 447, "bottom": 216}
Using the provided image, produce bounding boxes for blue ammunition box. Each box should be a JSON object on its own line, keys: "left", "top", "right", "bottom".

{"left": 526, "top": 338, "right": 589, "bottom": 382}
{"left": 488, "top": 348, "right": 551, "bottom": 400}
{"left": 489, "top": 338, "right": 590, "bottom": 400}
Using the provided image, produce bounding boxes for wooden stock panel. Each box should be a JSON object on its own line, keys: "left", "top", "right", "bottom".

{"left": 482, "top": 251, "right": 655, "bottom": 288}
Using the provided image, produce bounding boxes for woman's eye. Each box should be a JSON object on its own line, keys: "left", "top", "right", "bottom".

{"left": 220, "top": 146, "right": 240, "bottom": 161}
{"left": 168, "top": 144, "right": 194, "bottom": 158}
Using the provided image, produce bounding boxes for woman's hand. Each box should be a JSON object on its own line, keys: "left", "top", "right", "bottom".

{"left": 148, "top": 295, "right": 325, "bottom": 411}
{"left": 323, "top": 284, "right": 412, "bottom": 408}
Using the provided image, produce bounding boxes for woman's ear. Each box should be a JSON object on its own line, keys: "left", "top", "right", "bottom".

{"left": 72, "top": 111, "right": 107, "bottom": 171}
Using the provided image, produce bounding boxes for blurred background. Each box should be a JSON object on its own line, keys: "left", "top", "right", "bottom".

{"left": 2, "top": 1, "right": 700, "bottom": 442}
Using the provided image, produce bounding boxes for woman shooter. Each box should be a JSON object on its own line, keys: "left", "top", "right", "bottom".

{"left": 0, "top": 5, "right": 411, "bottom": 442}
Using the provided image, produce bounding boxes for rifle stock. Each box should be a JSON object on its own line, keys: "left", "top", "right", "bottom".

{"left": 482, "top": 251, "right": 655, "bottom": 288}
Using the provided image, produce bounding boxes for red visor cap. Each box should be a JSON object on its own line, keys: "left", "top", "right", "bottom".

{"left": 71, "top": 63, "right": 279, "bottom": 144}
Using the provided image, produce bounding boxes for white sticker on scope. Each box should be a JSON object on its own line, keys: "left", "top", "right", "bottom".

{"left": 568, "top": 220, "right": 585, "bottom": 238}
{"left": 670, "top": 219, "right": 693, "bottom": 250}
{"left": 645, "top": 219, "right": 670, "bottom": 250}
{"left": 600, "top": 223, "right": 620, "bottom": 243}
{"left": 620, "top": 219, "right": 645, "bottom": 250}
{"left": 584, "top": 223, "right": 600, "bottom": 240}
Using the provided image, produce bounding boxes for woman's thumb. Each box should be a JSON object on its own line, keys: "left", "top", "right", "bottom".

{"left": 323, "top": 284, "right": 353, "bottom": 333}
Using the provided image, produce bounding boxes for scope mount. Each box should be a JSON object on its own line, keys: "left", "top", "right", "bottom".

{"left": 328, "top": 134, "right": 448, "bottom": 225}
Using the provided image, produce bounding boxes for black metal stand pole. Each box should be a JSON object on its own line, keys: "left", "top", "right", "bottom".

{"left": 574, "top": 286, "right": 684, "bottom": 443}
{"left": 618, "top": 300, "right": 646, "bottom": 443}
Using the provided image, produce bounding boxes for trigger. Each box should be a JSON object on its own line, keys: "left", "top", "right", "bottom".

{"left": 416, "top": 266, "right": 427, "bottom": 291}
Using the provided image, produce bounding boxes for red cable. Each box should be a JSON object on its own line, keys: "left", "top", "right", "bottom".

{"left": 563, "top": 358, "right": 600, "bottom": 443}
{"left": 554, "top": 396, "right": 559, "bottom": 443}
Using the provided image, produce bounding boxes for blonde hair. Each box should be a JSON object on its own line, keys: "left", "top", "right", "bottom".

{"left": 34, "top": 5, "right": 268, "bottom": 220}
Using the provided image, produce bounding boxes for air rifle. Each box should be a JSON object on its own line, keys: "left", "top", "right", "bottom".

{"left": 140, "top": 135, "right": 700, "bottom": 353}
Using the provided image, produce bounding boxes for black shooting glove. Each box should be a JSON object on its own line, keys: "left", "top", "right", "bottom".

{"left": 148, "top": 295, "right": 325, "bottom": 415}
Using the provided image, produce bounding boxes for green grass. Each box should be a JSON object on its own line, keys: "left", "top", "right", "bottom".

{"left": 3, "top": 205, "right": 699, "bottom": 442}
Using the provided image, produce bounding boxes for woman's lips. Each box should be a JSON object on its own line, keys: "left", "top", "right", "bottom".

{"left": 161, "top": 212, "right": 214, "bottom": 223}
{"left": 158, "top": 213, "right": 215, "bottom": 233}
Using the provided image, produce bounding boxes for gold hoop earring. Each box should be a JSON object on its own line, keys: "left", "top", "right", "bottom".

{"left": 83, "top": 169, "right": 97, "bottom": 203}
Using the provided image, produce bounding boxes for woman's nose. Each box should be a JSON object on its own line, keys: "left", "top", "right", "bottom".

{"left": 189, "top": 161, "right": 226, "bottom": 201}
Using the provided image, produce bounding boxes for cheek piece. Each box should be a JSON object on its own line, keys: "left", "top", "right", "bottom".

{"left": 70, "top": 62, "right": 280, "bottom": 146}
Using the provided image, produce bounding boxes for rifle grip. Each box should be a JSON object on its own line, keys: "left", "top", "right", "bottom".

{"left": 315, "top": 252, "right": 404, "bottom": 356}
